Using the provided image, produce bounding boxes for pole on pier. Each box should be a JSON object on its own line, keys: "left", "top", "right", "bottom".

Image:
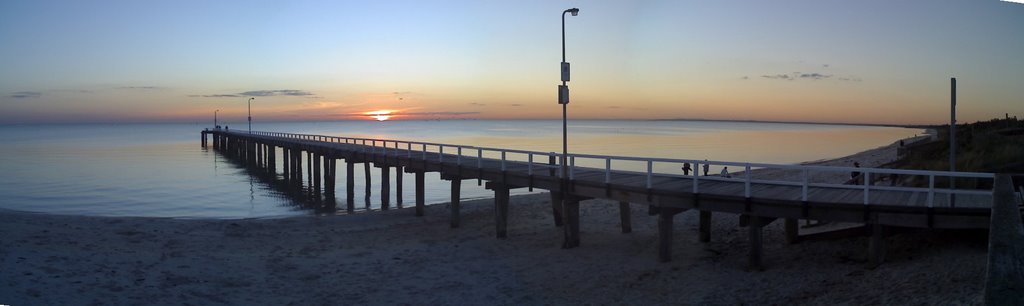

{"left": 549, "top": 154, "right": 564, "bottom": 227}
{"left": 381, "top": 166, "right": 390, "bottom": 210}
{"left": 450, "top": 177, "right": 462, "bottom": 228}
{"left": 493, "top": 184, "right": 510, "bottom": 239}
{"left": 949, "top": 77, "right": 957, "bottom": 207}
{"left": 699, "top": 210, "right": 712, "bottom": 242}
{"left": 618, "top": 201, "right": 632, "bottom": 233}
{"left": 415, "top": 171, "right": 425, "bottom": 216}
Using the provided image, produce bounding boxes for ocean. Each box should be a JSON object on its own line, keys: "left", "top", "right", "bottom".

{"left": 0, "top": 120, "right": 922, "bottom": 218}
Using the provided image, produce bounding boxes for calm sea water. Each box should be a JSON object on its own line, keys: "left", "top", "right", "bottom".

{"left": 0, "top": 120, "right": 921, "bottom": 218}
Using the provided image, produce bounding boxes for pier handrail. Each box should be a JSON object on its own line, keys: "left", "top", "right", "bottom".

{"left": 230, "top": 129, "right": 996, "bottom": 208}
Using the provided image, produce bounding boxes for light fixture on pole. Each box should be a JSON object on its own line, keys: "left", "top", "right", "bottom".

{"left": 214, "top": 109, "right": 220, "bottom": 129}
{"left": 248, "top": 97, "right": 254, "bottom": 133}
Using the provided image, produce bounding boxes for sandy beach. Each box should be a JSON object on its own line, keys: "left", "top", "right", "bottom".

{"left": 0, "top": 139, "right": 989, "bottom": 305}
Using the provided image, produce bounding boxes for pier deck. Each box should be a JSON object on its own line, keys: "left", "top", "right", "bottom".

{"left": 201, "top": 129, "right": 1005, "bottom": 269}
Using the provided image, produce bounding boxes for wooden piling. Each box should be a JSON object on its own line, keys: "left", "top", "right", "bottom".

{"left": 326, "top": 157, "right": 336, "bottom": 196}
{"left": 415, "top": 171, "right": 425, "bottom": 216}
{"left": 699, "top": 210, "right": 712, "bottom": 242}
{"left": 868, "top": 223, "right": 886, "bottom": 268}
{"left": 749, "top": 217, "right": 765, "bottom": 271}
{"left": 450, "top": 178, "right": 461, "bottom": 228}
{"left": 395, "top": 166, "right": 403, "bottom": 208}
{"left": 493, "top": 183, "right": 510, "bottom": 239}
{"left": 562, "top": 197, "right": 581, "bottom": 248}
{"left": 785, "top": 218, "right": 800, "bottom": 244}
{"left": 346, "top": 160, "right": 355, "bottom": 212}
{"left": 313, "top": 153, "right": 322, "bottom": 195}
{"left": 618, "top": 201, "right": 632, "bottom": 233}
{"left": 363, "top": 162, "right": 371, "bottom": 206}
{"left": 657, "top": 208, "right": 685, "bottom": 262}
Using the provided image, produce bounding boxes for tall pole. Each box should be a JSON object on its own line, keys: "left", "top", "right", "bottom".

{"left": 562, "top": 10, "right": 568, "bottom": 182}
{"left": 248, "top": 97, "right": 254, "bottom": 133}
{"left": 214, "top": 109, "right": 219, "bottom": 128}
{"left": 950, "top": 78, "right": 956, "bottom": 206}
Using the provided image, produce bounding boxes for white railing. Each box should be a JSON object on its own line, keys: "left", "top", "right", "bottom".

{"left": 223, "top": 129, "right": 996, "bottom": 208}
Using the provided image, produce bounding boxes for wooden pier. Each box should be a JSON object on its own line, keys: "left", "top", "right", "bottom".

{"left": 201, "top": 128, "right": 1004, "bottom": 269}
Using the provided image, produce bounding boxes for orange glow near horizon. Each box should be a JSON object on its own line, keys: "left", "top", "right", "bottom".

{"left": 365, "top": 110, "right": 393, "bottom": 121}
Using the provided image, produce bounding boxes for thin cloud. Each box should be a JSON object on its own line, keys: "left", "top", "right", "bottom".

{"left": 469, "top": 102, "right": 486, "bottom": 106}
{"left": 798, "top": 73, "right": 831, "bottom": 80}
{"left": 760, "top": 72, "right": 833, "bottom": 81}
{"left": 239, "top": 90, "right": 314, "bottom": 97}
{"left": 117, "top": 86, "right": 163, "bottom": 90}
{"left": 191, "top": 89, "right": 315, "bottom": 98}
{"left": 8, "top": 91, "right": 42, "bottom": 99}
{"left": 403, "top": 111, "right": 480, "bottom": 116}
{"left": 761, "top": 74, "right": 792, "bottom": 80}
{"left": 508, "top": 104, "right": 522, "bottom": 107}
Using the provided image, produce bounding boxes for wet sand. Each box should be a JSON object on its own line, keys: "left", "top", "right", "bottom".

{"left": 0, "top": 139, "right": 988, "bottom": 305}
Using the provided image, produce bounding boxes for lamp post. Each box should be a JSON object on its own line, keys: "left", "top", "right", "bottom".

{"left": 560, "top": 8, "right": 578, "bottom": 180}
{"left": 214, "top": 109, "right": 220, "bottom": 129}
{"left": 559, "top": 7, "right": 579, "bottom": 248}
{"left": 248, "top": 97, "right": 254, "bottom": 133}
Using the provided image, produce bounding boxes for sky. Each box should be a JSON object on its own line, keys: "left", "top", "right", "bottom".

{"left": 0, "top": 0, "right": 1022, "bottom": 125}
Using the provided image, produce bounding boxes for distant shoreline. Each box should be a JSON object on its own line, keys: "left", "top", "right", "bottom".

{"left": 651, "top": 117, "right": 925, "bottom": 129}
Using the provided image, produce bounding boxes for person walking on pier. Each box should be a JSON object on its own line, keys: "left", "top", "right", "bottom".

{"left": 850, "top": 162, "right": 861, "bottom": 184}
{"left": 681, "top": 163, "right": 692, "bottom": 175}
{"left": 703, "top": 160, "right": 710, "bottom": 176}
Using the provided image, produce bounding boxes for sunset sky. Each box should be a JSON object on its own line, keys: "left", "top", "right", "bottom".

{"left": 1, "top": 0, "right": 1022, "bottom": 125}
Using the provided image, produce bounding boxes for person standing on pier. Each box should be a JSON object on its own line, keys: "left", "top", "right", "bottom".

{"left": 681, "top": 163, "right": 692, "bottom": 175}
{"left": 703, "top": 160, "right": 710, "bottom": 176}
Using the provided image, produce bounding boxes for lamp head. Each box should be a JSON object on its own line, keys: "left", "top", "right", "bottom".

{"left": 567, "top": 8, "right": 579, "bottom": 16}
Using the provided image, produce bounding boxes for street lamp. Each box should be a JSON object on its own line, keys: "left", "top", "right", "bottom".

{"left": 560, "top": 8, "right": 579, "bottom": 175}
{"left": 247, "top": 97, "right": 254, "bottom": 133}
{"left": 214, "top": 109, "right": 220, "bottom": 129}
{"left": 559, "top": 7, "right": 579, "bottom": 248}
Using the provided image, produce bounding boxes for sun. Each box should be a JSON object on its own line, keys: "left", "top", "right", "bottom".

{"left": 365, "top": 110, "right": 393, "bottom": 121}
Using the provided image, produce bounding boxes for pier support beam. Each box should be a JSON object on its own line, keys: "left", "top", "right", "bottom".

{"left": 450, "top": 177, "right": 461, "bottom": 228}
{"left": 657, "top": 208, "right": 686, "bottom": 262}
{"left": 380, "top": 166, "right": 390, "bottom": 210}
{"left": 395, "top": 166, "right": 403, "bottom": 208}
{"left": 493, "top": 183, "right": 510, "bottom": 239}
{"left": 747, "top": 216, "right": 775, "bottom": 271}
{"left": 868, "top": 223, "right": 886, "bottom": 268}
{"left": 313, "top": 153, "right": 322, "bottom": 196}
{"left": 785, "top": 218, "right": 800, "bottom": 244}
{"left": 363, "top": 162, "right": 371, "bottom": 208}
{"left": 550, "top": 192, "right": 564, "bottom": 227}
{"left": 346, "top": 160, "right": 355, "bottom": 212}
{"left": 326, "top": 157, "right": 336, "bottom": 197}
{"left": 562, "top": 197, "right": 581, "bottom": 248}
{"left": 699, "top": 210, "right": 712, "bottom": 243}
{"left": 618, "top": 201, "right": 632, "bottom": 233}
{"left": 415, "top": 171, "right": 425, "bottom": 216}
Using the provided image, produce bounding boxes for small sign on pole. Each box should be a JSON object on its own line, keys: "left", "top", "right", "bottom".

{"left": 558, "top": 85, "right": 569, "bottom": 104}
{"left": 561, "top": 62, "right": 571, "bottom": 82}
